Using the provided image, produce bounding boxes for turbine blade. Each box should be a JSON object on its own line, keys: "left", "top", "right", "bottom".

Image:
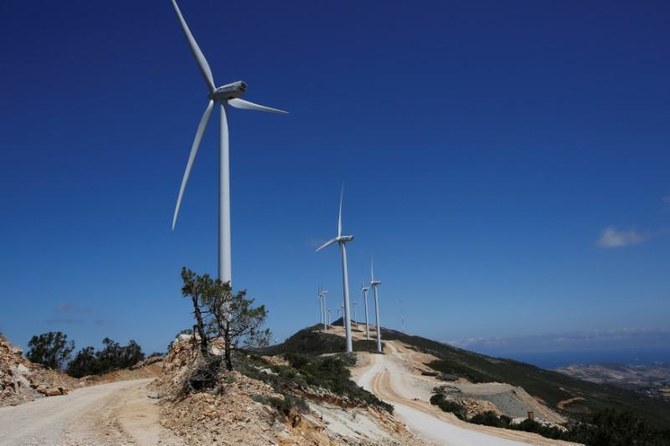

{"left": 315, "top": 237, "right": 338, "bottom": 252}
{"left": 171, "top": 0, "right": 216, "bottom": 93}
{"left": 371, "top": 257, "right": 375, "bottom": 282}
{"left": 227, "top": 98, "right": 288, "bottom": 114}
{"left": 172, "top": 99, "right": 215, "bottom": 230}
{"left": 337, "top": 187, "right": 343, "bottom": 237}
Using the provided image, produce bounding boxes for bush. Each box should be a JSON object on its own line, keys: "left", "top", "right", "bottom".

{"left": 66, "top": 338, "right": 145, "bottom": 378}
{"left": 471, "top": 411, "right": 509, "bottom": 428}
{"left": 429, "top": 393, "right": 467, "bottom": 420}
{"left": 512, "top": 419, "right": 564, "bottom": 440}
{"left": 184, "top": 355, "right": 224, "bottom": 394}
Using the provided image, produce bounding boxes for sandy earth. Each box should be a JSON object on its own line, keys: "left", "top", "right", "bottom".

{"left": 0, "top": 378, "right": 184, "bottom": 446}
{"left": 0, "top": 330, "right": 580, "bottom": 446}
{"left": 350, "top": 334, "right": 578, "bottom": 446}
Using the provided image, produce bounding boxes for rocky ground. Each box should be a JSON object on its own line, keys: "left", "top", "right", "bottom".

{"left": 152, "top": 334, "right": 417, "bottom": 445}
{"left": 350, "top": 335, "right": 575, "bottom": 446}
{"left": 0, "top": 333, "right": 78, "bottom": 407}
{"left": 0, "top": 329, "right": 579, "bottom": 445}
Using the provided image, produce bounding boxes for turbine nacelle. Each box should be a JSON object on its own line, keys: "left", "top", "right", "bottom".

{"left": 371, "top": 280, "right": 382, "bottom": 286}
{"left": 315, "top": 234, "right": 353, "bottom": 252}
{"left": 210, "top": 81, "right": 247, "bottom": 101}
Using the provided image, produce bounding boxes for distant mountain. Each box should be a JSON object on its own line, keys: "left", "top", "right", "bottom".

{"left": 556, "top": 363, "right": 670, "bottom": 401}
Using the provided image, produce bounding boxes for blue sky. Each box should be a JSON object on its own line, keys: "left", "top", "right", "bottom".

{"left": 1, "top": 0, "right": 669, "bottom": 361}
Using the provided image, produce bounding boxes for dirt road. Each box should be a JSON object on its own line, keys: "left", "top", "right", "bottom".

{"left": 0, "top": 378, "right": 183, "bottom": 446}
{"left": 354, "top": 340, "right": 577, "bottom": 446}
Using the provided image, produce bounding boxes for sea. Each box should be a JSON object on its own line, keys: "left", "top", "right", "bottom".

{"left": 476, "top": 347, "right": 670, "bottom": 370}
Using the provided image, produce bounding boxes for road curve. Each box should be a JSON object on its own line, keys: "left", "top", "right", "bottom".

{"left": 355, "top": 342, "right": 576, "bottom": 446}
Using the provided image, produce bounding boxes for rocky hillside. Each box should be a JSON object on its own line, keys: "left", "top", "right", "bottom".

{"left": 556, "top": 363, "right": 670, "bottom": 401}
{"left": 0, "top": 333, "right": 77, "bottom": 407}
{"left": 152, "top": 334, "right": 417, "bottom": 445}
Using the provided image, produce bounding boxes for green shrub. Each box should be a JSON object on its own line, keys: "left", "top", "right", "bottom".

{"left": 471, "top": 411, "right": 509, "bottom": 427}
{"left": 429, "top": 393, "right": 467, "bottom": 420}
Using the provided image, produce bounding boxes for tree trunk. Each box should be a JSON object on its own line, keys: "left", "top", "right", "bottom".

{"left": 224, "top": 328, "right": 233, "bottom": 371}
{"left": 191, "top": 296, "right": 209, "bottom": 358}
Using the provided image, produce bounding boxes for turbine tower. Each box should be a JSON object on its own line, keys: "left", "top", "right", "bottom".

{"left": 361, "top": 283, "right": 370, "bottom": 340}
{"left": 319, "top": 288, "right": 328, "bottom": 332}
{"left": 170, "top": 0, "right": 287, "bottom": 285}
{"left": 370, "top": 258, "right": 382, "bottom": 353}
{"left": 317, "top": 287, "right": 324, "bottom": 328}
{"left": 316, "top": 190, "right": 354, "bottom": 353}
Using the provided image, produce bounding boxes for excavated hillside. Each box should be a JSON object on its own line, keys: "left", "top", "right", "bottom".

{"left": 0, "top": 333, "right": 78, "bottom": 407}
{"left": 152, "top": 334, "right": 418, "bottom": 445}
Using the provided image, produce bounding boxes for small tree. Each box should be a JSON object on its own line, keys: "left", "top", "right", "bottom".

{"left": 26, "top": 331, "right": 75, "bottom": 370}
{"left": 180, "top": 267, "right": 270, "bottom": 371}
{"left": 181, "top": 268, "right": 211, "bottom": 358}
{"left": 66, "top": 339, "right": 145, "bottom": 378}
{"left": 67, "top": 346, "right": 98, "bottom": 377}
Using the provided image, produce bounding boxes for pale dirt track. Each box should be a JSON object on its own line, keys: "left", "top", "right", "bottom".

{"left": 351, "top": 335, "right": 579, "bottom": 446}
{"left": 0, "top": 378, "right": 184, "bottom": 446}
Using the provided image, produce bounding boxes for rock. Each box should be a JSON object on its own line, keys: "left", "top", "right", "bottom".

{"left": 45, "top": 387, "right": 62, "bottom": 397}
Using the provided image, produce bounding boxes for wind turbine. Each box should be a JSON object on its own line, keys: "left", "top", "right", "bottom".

{"left": 317, "top": 288, "right": 323, "bottom": 327}
{"left": 319, "top": 288, "right": 328, "bottom": 332}
{"left": 170, "top": 0, "right": 287, "bottom": 285}
{"left": 316, "top": 190, "right": 354, "bottom": 353}
{"left": 361, "top": 283, "right": 370, "bottom": 340}
{"left": 370, "top": 258, "right": 382, "bottom": 353}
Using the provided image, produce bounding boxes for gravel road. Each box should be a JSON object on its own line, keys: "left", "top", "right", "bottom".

{"left": 354, "top": 340, "right": 577, "bottom": 446}
{"left": 0, "top": 378, "right": 183, "bottom": 446}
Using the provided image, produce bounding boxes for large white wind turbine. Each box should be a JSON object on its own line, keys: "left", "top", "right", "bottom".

{"left": 170, "top": 0, "right": 287, "bottom": 285}
{"left": 361, "top": 283, "right": 370, "bottom": 340}
{"left": 316, "top": 190, "right": 354, "bottom": 353}
{"left": 370, "top": 258, "right": 382, "bottom": 353}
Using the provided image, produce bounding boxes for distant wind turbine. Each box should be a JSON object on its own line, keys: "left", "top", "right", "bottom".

{"left": 316, "top": 189, "right": 354, "bottom": 353}
{"left": 361, "top": 283, "right": 370, "bottom": 340}
{"left": 370, "top": 258, "right": 382, "bottom": 353}
{"left": 170, "top": 0, "right": 287, "bottom": 284}
{"left": 319, "top": 287, "right": 328, "bottom": 332}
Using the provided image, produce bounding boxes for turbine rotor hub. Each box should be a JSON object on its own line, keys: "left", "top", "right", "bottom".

{"left": 209, "top": 80, "right": 247, "bottom": 101}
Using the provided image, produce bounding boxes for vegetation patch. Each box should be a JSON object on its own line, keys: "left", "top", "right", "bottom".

{"left": 429, "top": 393, "right": 467, "bottom": 420}
{"left": 261, "top": 326, "right": 380, "bottom": 357}
{"left": 430, "top": 391, "right": 670, "bottom": 446}
{"left": 236, "top": 350, "right": 392, "bottom": 413}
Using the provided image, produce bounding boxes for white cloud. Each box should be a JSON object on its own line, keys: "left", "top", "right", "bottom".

{"left": 597, "top": 227, "right": 649, "bottom": 248}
